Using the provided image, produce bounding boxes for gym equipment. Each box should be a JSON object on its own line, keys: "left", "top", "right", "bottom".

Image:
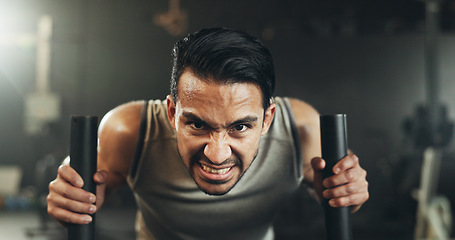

{"left": 414, "top": 148, "right": 452, "bottom": 239}
{"left": 320, "top": 114, "right": 353, "bottom": 240}
{"left": 403, "top": 0, "right": 453, "bottom": 238}
{"left": 68, "top": 116, "right": 98, "bottom": 240}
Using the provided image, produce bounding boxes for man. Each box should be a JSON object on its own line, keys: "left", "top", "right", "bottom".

{"left": 47, "top": 27, "right": 369, "bottom": 239}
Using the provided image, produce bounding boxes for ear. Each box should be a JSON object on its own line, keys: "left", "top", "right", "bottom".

{"left": 261, "top": 103, "right": 276, "bottom": 136}
{"left": 166, "top": 95, "right": 177, "bottom": 130}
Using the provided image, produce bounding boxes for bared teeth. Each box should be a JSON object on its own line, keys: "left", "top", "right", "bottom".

{"left": 202, "top": 165, "right": 230, "bottom": 174}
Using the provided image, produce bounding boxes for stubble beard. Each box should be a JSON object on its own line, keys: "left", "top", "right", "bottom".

{"left": 178, "top": 147, "right": 259, "bottom": 196}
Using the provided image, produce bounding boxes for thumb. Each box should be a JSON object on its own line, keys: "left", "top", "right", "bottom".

{"left": 94, "top": 170, "right": 108, "bottom": 184}
{"left": 310, "top": 157, "right": 325, "bottom": 201}
{"left": 93, "top": 170, "right": 108, "bottom": 209}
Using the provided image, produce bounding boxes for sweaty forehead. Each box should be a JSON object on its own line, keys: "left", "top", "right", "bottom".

{"left": 177, "top": 71, "right": 263, "bottom": 109}
{"left": 177, "top": 71, "right": 206, "bottom": 101}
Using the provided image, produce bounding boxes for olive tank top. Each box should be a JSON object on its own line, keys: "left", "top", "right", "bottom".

{"left": 127, "top": 97, "right": 303, "bottom": 240}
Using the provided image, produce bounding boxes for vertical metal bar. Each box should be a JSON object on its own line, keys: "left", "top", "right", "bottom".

{"left": 68, "top": 116, "right": 98, "bottom": 240}
{"left": 320, "top": 114, "right": 353, "bottom": 240}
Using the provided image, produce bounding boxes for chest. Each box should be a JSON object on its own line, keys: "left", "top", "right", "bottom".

{"left": 130, "top": 137, "right": 302, "bottom": 239}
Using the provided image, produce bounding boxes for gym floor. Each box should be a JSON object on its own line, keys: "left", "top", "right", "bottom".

{"left": 0, "top": 185, "right": 137, "bottom": 240}
{"left": 0, "top": 210, "right": 419, "bottom": 240}
{"left": 0, "top": 186, "right": 420, "bottom": 240}
{"left": 0, "top": 208, "right": 137, "bottom": 240}
{"left": 0, "top": 208, "right": 412, "bottom": 240}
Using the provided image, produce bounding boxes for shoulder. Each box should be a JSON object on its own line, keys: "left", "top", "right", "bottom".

{"left": 97, "top": 100, "right": 148, "bottom": 186}
{"left": 98, "top": 100, "right": 146, "bottom": 138}
{"left": 286, "top": 98, "right": 320, "bottom": 130}
{"left": 284, "top": 98, "right": 321, "bottom": 184}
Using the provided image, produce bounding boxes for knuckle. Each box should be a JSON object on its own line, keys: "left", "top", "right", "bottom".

{"left": 61, "top": 188, "right": 71, "bottom": 198}
{"left": 324, "top": 178, "right": 335, "bottom": 188}
{"left": 346, "top": 184, "right": 355, "bottom": 194}
{"left": 48, "top": 180, "right": 57, "bottom": 191}
{"left": 336, "top": 197, "right": 344, "bottom": 206}
{"left": 322, "top": 190, "right": 328, "bottom": 198}
{"left": 362, "top": 181, "right": 369, "bottom": 193}
{"left": 352, "top": 154, "right": 359, "bottom": 163}
{"left": 340, "top": 161, "right": 349, "bottom": 170}
{"left": 46, "top": 193, "right": 53, "bottom": 203}
{"left": 335, "top": 197, "right": 344, "bottom": 206}
{"left": 345, "top": 170, "right": 354, "bottom": 181}
{"left": 323, "top": 189, "right": 332, "bottom": 199}
{"left": 326, "top": 178, "right": 334, "bottom": 186}
{"left": 47, "top": 205, "right": 54, "bottom": 215}
{"left": 57, "top": 165, "right": 67, "bottom": 174}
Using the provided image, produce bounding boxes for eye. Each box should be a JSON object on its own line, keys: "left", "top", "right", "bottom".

{"left": 232, "top": 124, "right": 249, "bottom": 132}
{"left": 190, "top": 122, "right": 205, "bottom": 130}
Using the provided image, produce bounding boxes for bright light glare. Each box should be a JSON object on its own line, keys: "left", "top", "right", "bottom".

{"left": 0, "top": 2, "right": 37, "bottom": 96}
{"left": 0, "top": 3, "right": 21, "bottom": 33}
{"left": 0, "top": 33, "right": 35, "bottom": 47}
{"left": 0, "top": 3, "right": 36, "bottom": 47}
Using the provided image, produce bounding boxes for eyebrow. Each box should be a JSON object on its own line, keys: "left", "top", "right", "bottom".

{"left": 181, "top": 112, "right": 259, "bottom": 129}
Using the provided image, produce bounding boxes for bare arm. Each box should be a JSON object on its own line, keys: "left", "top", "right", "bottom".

{"left": 97, "top": 100, "right": 145, "bottom": 191}
{"left": 288, "top": 98, "right": 369, "bottom": 212}
{"left": 287, "top": 98, "right": 321, "bottom": 187}
{"left": 47, "top": 101, "right": 144, "bottom": 225}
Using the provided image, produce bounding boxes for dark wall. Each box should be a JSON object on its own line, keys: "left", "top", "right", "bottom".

{"left": 0, "top": 0, "right": 454, "bottom": 237}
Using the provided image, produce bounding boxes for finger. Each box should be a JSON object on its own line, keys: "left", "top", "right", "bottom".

{"left": 91, "top": 170, "right": 108, "bottom": 207}
{"left": 96, "top": 181, "right": 107, "bottom": 208}
{"left": 332, "top": 154, "right": 359, "bottom": 174}
{"left": 310, "top": 157, "right": 325, "bottom": 171}
{"left": 323, "top": 166, "right": 367, "bottom": 188}
{"left": 47, "top": 191, "right": 97, "bottom": 216}
{"left": 327, "top": 192, "right": 369, "bottom": 208}
{"left": 310, "top": 157, "right": 326, "bottom": 199}
{"left": 47, "top": 201, "right": 94, "bottom": 225}
{"left": 93, "top": 170, "right": 108, "bottom": 184}
{"left": 323, "top": 180, "right": 368, "bottom": 199}
{"left": 49, "top": 178, "right": 96, "bottom": 204}
{"left": 58, "top": 165, "right": 84, "bottom": 188}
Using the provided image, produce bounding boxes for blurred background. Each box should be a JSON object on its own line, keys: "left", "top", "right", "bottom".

{"left": 0, "top": 0, "right": 455, "bottom": 239}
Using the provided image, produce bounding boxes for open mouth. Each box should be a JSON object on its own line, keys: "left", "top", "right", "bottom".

{"left": 202, "top": 165, "right": 231, "bottom": 174}
{"left": 198, "top": 163, "right": 235, "bottom": 182}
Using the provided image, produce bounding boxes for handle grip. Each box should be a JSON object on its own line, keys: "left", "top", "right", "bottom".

{"left": 68, "top": 116, "right": 98, "bottom": 240}
{"left": 320, "top": 114, "right": 353, "bottom": 240}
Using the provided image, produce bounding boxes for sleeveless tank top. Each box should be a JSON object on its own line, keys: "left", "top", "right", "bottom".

{"left": 127, "top": 97, "right": 303, "bottom": 240}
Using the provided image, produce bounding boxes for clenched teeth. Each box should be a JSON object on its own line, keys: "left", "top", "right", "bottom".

{"left": 202, "top": 165, "right": 231, "bottom": 174}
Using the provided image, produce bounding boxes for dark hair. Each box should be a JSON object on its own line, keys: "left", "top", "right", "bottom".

{"left": 170, "top": 27, "right": 275, "bottom": 109}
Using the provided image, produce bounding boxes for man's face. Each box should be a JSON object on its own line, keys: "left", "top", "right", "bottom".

{"left": 167, "top": 70, "right": 275, "bottom": 195}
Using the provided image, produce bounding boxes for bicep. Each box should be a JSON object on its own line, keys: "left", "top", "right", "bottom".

{"left": 97, "top": 101, "right": 144, "bottom": 190}
{"left": 288, "top": 98, "right": 321, "bottom": 185}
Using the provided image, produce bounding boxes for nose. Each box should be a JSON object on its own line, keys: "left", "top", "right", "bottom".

{"left": 204, "top": 132, "right": 232, "bottom": 165}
